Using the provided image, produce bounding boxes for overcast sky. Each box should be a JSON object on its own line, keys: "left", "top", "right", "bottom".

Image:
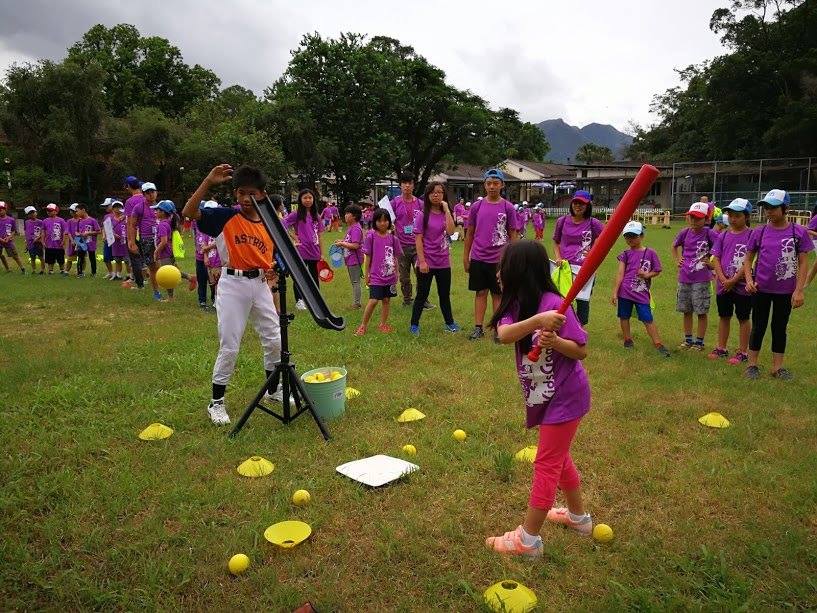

{"left": 0, "top": 0, "right": 728, "bottom": 132}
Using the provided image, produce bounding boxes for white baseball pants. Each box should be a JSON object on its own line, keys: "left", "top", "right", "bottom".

{"left": 212, "top": 272, "right": 281, "bottom": 386}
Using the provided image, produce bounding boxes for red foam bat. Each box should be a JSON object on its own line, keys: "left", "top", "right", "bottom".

{"left": 528, "top": 164, "right": 661, "bottom": 361}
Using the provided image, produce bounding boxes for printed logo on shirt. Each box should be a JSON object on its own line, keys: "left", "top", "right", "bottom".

{"left": 631, "top": 256, "right": 652, "bottom": 294}
{"left": 727, "top": 243, "right": 747, "bottom": 277}
{"left": 776, "top": 237, "right": 798, "bottom": 281}
{"left": 381, "top": 245, "right": 396, "bottom": 278}
{"left": 520, "top": 350, "right": 555, "bottom": 407}
{"left": 578, "top": 228, "right": 593, "bottom": 262}
{"left": 691, "top": 240, "right": 709, "bottom": 272}
{"left": 233, "top": 233, "right": 269, "bottom": 254}
{"left": 51, "top": 224, "right": 62, "bottom": 241}
{"left": 491, "top": 212, "right": 509, "bottom": 247}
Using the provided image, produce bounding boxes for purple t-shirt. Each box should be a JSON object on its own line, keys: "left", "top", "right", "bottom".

{"left": 414, "top": 209, "right": 450, "bottom": 269}
{"left": 392, "top": 195, "right": 423, "bottom": 248}
{"left": 42, "top": 217, "right": 68, "bottom": 249}
{"left": 192, "top": 221, "right": 208, "bottom": 262}
{"left": 498, "top": 291, "right": 590, "bottom": 428}
{"left": 553, "top": 216, "right": 605, "bottom": 266}
{"left": 711, "top": 228, "right": 753, "bottom": 296}
{"left": 343, "top": 222, "right": 364, "bottom": 267}
{"left": 154, "top": 219, "right": 173, "bottom": 260}
{"left": 24, "top": 218, "right": 43, "bottom": 248}
{"left": 132, "top": 201, "right": 158, "bottom": 240}
{"left": 673, "top": 227, "right": 715, "bottom": 284}
{"left": 454, "top": 203, "right": 466, "bottom": 224}
{"left": 362, "top": 230, "right": 403, "bottom": 286}
{"left": 747, "top": 223, "right": 814, "bottom": 294}
{"left": 283, "top": 211, "right": 322, "bottom": 261}
{"left": 0, "top": 216, "right": 15, "bottom": 242}
{"left": 533, "top": 212, "right": 545, "bottom": 230}
{"left": 112, "top": 217, "right": 128, "bottom": 257}
{"left": 204, "top": 236, "right": 222, "bottom": 268}
{"left": 124, "top": 193, "right": 145, "bottom": 219}
{"left": 77, "top": 217, "right": 101, "bottom": 251}
{"left": 467, "top": 198, "right": 520, "bottom": 264}
{"left": 808, "top": 216, "right": 817, "bottom": 231}
{"left": 617, "top": 248, "right": 661, "bottom": 304}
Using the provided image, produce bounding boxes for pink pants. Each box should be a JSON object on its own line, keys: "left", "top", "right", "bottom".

{"left": 529, "top": 417, "right": 582, "bottom": 510}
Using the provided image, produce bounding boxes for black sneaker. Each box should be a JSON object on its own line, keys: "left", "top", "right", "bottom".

{"left": 656, "top": 344, "right": 671, "bottom": 358}
{"left": 745, "top": 365, "right": 760, "bottom": 380}
{"left": 468, "top": 326, "right": 485, "bottom": 341}
{"left": 623, "top": 339, "right": 634, "bottom": 349}
{"left": 771, "top": 368, "right": 793, "bottom": 381}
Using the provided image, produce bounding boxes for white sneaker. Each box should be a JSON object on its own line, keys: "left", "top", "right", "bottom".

{"left": 265, "top": 389, "right": 295, "bottom": 405}
{"left": 295, "top": 299, "right": 307, "bottom": 311}
{"left": 207, "top": 399, "right": 231, "bottom": 425}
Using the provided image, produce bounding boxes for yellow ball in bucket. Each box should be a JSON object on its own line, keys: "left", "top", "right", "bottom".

{"left": 156, "top": 264, "right": 181, "bottom": 290}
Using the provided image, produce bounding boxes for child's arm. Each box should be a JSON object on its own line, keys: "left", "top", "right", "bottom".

{"left": 712, "top": 256, "right": 732, "bottom": 288}
{"left": 154, "top": 236, "right": 168, "bottom": 260}
{"left": 363, "top": 253, "right": 371, "bottom": 285}
{"left": 539, "top": 330, "right": 587, "bottom": 361}
{"left": 463, "top": 228, "right": 473, "bottom": 272}
{"left": 182, "top": 164, "right": 233, "bottom": 221}
{"left": 496, "top": 310, "right": 566, "bottom": 344}
{"left": 442, "top": 202, "right": 455, "bottom": 235}
{"left": 610, "top": 260, "right": 625, "bottom": 305}
{"left": 672, "top": 244, "right": 683, "bottom": 267}
{"left": 415, "top": 233, "right": 428, "bottom": 273}
{"left": 743, "top": 250, "right": 758, "bottom": 293}
{"left": 793, "top": 251, "right": 808, "bottom": 308}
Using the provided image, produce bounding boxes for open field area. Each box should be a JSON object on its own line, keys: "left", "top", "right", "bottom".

{"left": 1, "top": 225, "right": 817, "bottom": 611}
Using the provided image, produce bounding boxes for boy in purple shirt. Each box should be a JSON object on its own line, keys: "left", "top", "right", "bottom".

{"left": 743, "top": 190, "right": 813, "bottom": 380}
{"left": 334, "top": 204, "right": 364, "bottom": 308}
{"left": 130, "top": 182, "right": 162, "bottom": 300}
{"left": 121, "top": 176, "right": 147, "bottom": 289}
{"left": 0, "top": 202, "right": 26, "bottom": 273}
{"left": 42, "top": 203, "right": 68, "bottom": 274}
{"left": 391, "top": 172, "right": 433, "bottom": 309}
{"left": 672, "top": 202, "right": 715, "bottom": 350}
{"left": 464, "top": 168, "right": 520, "bottom": 340}
{"left": 610, "top": 221, "right": 669, "bottom": 357}
{"left": 23, "top": 205, "right": 44, "bottom": 274}
{"left": 74, "top": 204, "right": 100, "bottom": 277}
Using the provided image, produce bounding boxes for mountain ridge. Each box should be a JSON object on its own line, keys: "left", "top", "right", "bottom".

{"left": 537, "top": 119, "right": 633, "bottom": 163}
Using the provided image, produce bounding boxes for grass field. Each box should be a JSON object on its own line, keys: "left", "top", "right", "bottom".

{"left": 2, "top": 223, "right": 816, "bottom": 611}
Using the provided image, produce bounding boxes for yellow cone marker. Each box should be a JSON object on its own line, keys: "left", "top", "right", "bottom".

{"left": 138, "top": 423, "right": 173, "bottom": 440}
{"left": 514, "top": 446, "right": 537, "bottom": 463}
{"left": 698, "top": 412, "right": 730, "bottom": 428}
{"left": 484, "top": 580, "right": 537, "bottom": 613}
{"left": 345, "top": 387, "right": 361, "bottom": 399}
{"left": 264, "top": 520, "right": 312, "bottom": 548}
{"left": 396, "top": 408, "right": 426, "bottom": 422}
{"left": 228, "top": 553, "right": 250, "bottom": 575}
{"left": 236, "top": 456, "right": 275, "bottom": 478}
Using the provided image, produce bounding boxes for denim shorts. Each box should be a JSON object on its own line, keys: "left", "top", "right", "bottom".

{"left": 617, "top": 297, "right": 653, "bottom": 323}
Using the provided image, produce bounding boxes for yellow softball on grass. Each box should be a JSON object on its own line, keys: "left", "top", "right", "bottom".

{"left": 228, "top": 553, "right": 250, "bottom": 575}
{"left": 452, "top": 429, "right": 467, "bottom": 441}
{"left": 402, "top": 444, "right": 417, "bottom": 455}
{"left": 292, "top": 489, "right": 311, "bottom": 506}
{"left": 592, "top": 523, "right": 614, "bottom": 543}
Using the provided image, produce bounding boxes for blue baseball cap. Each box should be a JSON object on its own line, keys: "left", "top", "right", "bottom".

{"left": 483, "top": 168, "right": 505, "bottom": 182}
{"left": 572, "top": 190, "right": 592, "bottom": 204}
{"left": 124, "top": 175, "right": 142, "bottom": 188}
{"left": 758, "top": 189, "right": 789, "bottom": 207}
{"left": 151, "top": 200, "right": 176, "bottom": 214}
{"left": 723, "top": 198, "right": 752, "bottom": 213}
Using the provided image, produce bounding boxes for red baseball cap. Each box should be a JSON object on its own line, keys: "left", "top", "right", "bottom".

{"left": 687, "top": 202, "right": 708, "bottom": 218}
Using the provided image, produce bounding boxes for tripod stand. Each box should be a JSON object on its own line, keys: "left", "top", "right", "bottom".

{"left": 229, "top": 256, "right": 331, "bottom": 440}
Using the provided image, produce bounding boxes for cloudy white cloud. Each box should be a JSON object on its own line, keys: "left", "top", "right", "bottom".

{"left": 0, "top": 0, "right": 728, "bottom": 132}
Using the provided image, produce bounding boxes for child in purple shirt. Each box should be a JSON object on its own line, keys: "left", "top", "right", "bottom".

{"left": 356, "top": 209, "right": 403, "bottom": 336}
{"left": 610, "top": 221, "right": 669, "bottom": 357}
{"left": 0, "top": 202, "right": 26, "bottom": 273}
{"left": 485, "top": 240, "right": 592, "bottom": 558}
{"left": 42, "top": 203, "right": 68, "bottom": 274}
{"left": 23, "top": 205, "right": 44, "bottom": 274}
{"left": 64, "top": 205, "right": 80, "bottom": 273}
{"left": 552, "top": 191, "right": 605, "bottom": 326}
{"left": 110, "top": 202, "right": 129, "bottom": 280}
{"left": 334, "top": 204, "right": 364, "bottom": 308}
{"left": 152, "top": 200, "right": 196, "bottom": 301}
{"left": 410, "top": 182, "right": 459, "bottom": 335}
{"left": 672, "top": 202, "right": 715, "bottom": 350}
{"left": 283, "top": 188, "right": 323, "bottom": 310}
{"left": 743, "top": 190, "right": 813, "bottom": 380}
{"left": 74, "top": 204, "right": 100, "bottom": 277}
{"left": 464, "top": 168, "right": 520, "bottom": 340}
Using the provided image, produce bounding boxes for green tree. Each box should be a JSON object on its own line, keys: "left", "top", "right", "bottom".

{"left": 67, "top": 24, "right": 220, "bottom": 118}
{"left": 575, "top": 143, "right": 614, "bottom": 164}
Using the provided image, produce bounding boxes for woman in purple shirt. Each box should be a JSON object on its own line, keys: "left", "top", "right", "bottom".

{"left": 410, "top": 182, "right": 460, "bottom": 335}
{"left": 283, "top": 188, "right": 323, "bottom": 310}
{"left": 552, "top": 190, "right": 604, "bottom": 326}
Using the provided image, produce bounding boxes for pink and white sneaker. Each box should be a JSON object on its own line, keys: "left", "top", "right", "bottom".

{"left": 727, "top": 351, "right": 748, "bottom": 365}
{"left": 545, "top": 507, "right": 593, "bottom": 536}
{"left": 484, "top": 526, "right": 543, "bottom": 558}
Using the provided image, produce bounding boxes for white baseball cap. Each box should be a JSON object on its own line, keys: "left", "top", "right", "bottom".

{"left": 24, "top": 205, "right": 36, "bottom": 214}
{"left": 723, "top": 198, "right": 751, "bottom": 213}
{"left": 141, "top": 182, "right": 157, "bottom": 192}
{"left": 68, "top": 202, "right": 79, "bottom": 212}
{"left": 622, "top": 221, "right": 644, "bottom": 236}
{"left": 101, "top": 197, "right": 114, "bottom": 208}
{"left": 758, "top": 189, "right": 789, "bottom": 207}
{"left": 46, "top": 203, "right": 58, "bottom": 211}
{"left": 687, "top": 202, "right": 709, "bottom": 218}
{"left": 0, "top": 201, "right": 6, "bottom": 209}
{"left": 111, "top": 200, "right": 124, "bottom": 208}
{"left": 202, "top": 200, "right": 219, "bottom": 209}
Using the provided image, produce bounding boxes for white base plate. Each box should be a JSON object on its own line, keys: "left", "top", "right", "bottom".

{"left": 336, "top": 454, "right": 419, "bottom": 487}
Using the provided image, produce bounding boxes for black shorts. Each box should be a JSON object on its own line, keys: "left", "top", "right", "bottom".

{"left": 468, "top": 259, "right": 501, "bottom": 294}
{"left": 137, "top": 238, "right": 155, "bottom": 266}
{"left": 44, "top": 247, "right": 65, "bottom": 265}
{"left": 716, "top": 291, "right": 752, "bottom": 321}
{"left": 369, "top": 284, "right": 397, "bottom": 300}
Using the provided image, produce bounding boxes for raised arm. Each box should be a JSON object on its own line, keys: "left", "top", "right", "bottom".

{"left": 183, "top": 164, "right": 233, "bottom": 221}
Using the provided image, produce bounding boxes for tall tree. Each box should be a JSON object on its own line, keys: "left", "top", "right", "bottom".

{"left": 575, "top": 142, "right": 614, "bottom": 164}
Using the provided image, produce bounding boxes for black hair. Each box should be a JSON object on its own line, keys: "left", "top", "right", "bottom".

{"left": 270, "top": 194, "right": 284, "bottom": 213}
{"left": 570, "top": 198, "right": 592, "bottom": 219}
{"left": 422, "top": 181, "right": 448, "bottom": 232}
{"left": 232, "top": 166, "right": 267, "bottom": 191}
{"left": 398, "top": 172, "right": 415, "bottom": 184}
{"left": 488, "top": 240, "right": 561, "bottom": 354}
{"left": 345, "top": 203, "right": 362, "bottom": 222}
{"left": 76, "top": 203, "right": 86, "bottom": 210}
{"left": 729, "top": 209, "right": 751, "bottom": 227}
{"left": 296, "top": 188, "right": 320, "bottom": 223}
{"left": 372, "top": 208, "right": 393, "bottom": 231}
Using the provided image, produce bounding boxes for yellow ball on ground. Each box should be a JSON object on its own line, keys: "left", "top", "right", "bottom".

{"left": 592, "top": 523, "right": 614, "bottom": 543}
{"left": 452, "top": 429, "right": 467, "bottom": 441}
{"left": 228, "top": 553, "right": 250, "bottom": 575}
{"left": 292, "top": 489, "right": 311, "bottom": 506}
{"left": 155, "top": 264, "right": 181, "bottom": 290}
{"left": 402, "top": 444, "right": 417, "bottom": 455}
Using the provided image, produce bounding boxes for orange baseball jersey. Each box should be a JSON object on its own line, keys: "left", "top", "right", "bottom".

{"left": 197, "top": 207, "right": 274, "bottom": 270}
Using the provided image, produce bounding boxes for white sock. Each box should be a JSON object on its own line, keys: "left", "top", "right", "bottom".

{"left": 569, "top": 511, "right": 590, "bottom": 523}
{"left": 519, "top": 526, "right": 540, "bottom": 546}
{"left": 210, "top": 398, "right": 224, "bottom": 405}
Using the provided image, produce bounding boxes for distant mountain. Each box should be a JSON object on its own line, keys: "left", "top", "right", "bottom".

{"left": 537, "top": 119, "right": 633, "bottom": 163}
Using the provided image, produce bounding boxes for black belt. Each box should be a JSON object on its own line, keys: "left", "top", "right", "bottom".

{"left": 226, "top": 268, "right": 262, "bottom": 279}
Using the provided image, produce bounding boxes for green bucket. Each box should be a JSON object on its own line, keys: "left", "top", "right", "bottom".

{"left": 300, "top": 367, "right": 348, "bottom": 421}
